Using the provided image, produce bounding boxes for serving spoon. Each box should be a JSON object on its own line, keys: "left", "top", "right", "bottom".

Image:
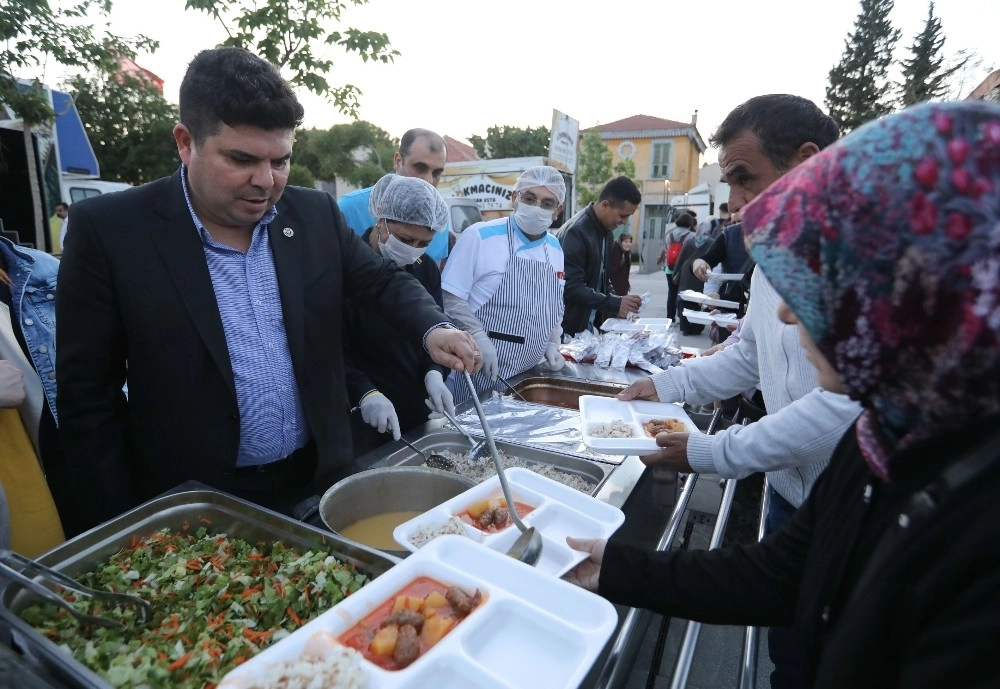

{"left": 398, "top": 436, "right": 457, "bottom": 472}
{"left": 496, "top": 374, "right": 528, "bottom": 402}
{"left": 463, "top": 371, "right": 542, "bottom": 566}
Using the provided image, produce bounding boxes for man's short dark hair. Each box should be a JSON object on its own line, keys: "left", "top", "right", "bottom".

{"left": 400, "top": 128, "right": 446, "bottom": 157}
{"left": 55, "top": 202, "right": 69, "bottom": 211}
{"left": 718, "top": 202, "right": 728, "bottom": 213}
{"left": 709, "top": 94, "right": 839, "bottom": 170}
{"left": 598, "top": 176, "right": 641, "bottom": 206}
{"left": 179, "top": 47, "right": 304, "bottom": 145}
{"left": 676, "top": 213, "right": 694, "bottom": 229}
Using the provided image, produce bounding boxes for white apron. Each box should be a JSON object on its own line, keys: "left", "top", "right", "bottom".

{"left": 452, "top": 222, "right": 561, "bottom": 405}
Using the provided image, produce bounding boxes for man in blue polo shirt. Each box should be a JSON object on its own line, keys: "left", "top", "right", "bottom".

{"left": 337, "top": 128, "right": 450, "bottom": 263}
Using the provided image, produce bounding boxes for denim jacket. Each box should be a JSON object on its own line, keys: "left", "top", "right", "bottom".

{"left": 0, "top": 237, "right": 58, "bottom": 423}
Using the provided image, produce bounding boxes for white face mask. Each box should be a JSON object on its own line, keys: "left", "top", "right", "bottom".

{"left": 377, "top": 223, "right": 427, "bottom": 266}
{"left": 513, "top": 202, "right": 554, "bottom": 236}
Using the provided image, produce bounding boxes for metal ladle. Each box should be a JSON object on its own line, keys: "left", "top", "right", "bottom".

{"left": 463, "top": 371, "right": 542, "bottom": 566}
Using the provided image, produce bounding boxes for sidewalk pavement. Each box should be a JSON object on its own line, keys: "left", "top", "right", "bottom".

{"left": 626, "top": 265, "right": 715, "bottom": 352}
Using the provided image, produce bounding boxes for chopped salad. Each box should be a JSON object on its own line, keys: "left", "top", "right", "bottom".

{"left": 19, "top": 525, "right": 369, "bottom": 689}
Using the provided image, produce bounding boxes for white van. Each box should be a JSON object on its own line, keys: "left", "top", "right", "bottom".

{"left": 61, "top": 176, "right": 131, "bottom": 204}
{"left": 445, "top": 197, "right": 483, "bottom": 237}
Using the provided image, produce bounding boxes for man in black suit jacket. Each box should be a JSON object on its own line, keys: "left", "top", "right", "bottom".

{"left": 54, "top": 47, "right": 479, "bottom": 536}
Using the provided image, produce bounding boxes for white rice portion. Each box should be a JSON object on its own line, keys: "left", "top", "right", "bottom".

{"left": 236, "top": 643, "right": 367, "bottom": 689}
{"left": 588, "top": 419, "right": 635, "bottom": 438}
{"left": 408, "top": 515, "right": 471, "bottom": 548}
{"left": 432, "top": 449, "right": 596, "bottom": 493}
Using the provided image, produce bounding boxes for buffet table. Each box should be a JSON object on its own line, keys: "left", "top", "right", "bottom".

{"left": 0, "top": 362, "right": 760, "bottom": 689}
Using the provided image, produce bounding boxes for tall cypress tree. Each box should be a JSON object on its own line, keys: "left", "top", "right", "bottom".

{"left": 825, "top": 0, "right": 901, "bottom": 133}
{"left": 898, "top": 2, "right": 965, "bottom": 106}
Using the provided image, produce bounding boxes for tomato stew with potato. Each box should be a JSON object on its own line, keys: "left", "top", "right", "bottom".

{"left": 338, "top": 577, "right": 483, "bottom": 670}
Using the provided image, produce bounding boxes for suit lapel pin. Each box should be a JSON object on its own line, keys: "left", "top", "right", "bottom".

{"left": 283, "top": 227, "right": 294, "bottom": 237}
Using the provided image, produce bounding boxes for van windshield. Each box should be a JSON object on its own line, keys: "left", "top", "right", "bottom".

{"left": 451, "top": 205, "right": 481, "bottom": 234}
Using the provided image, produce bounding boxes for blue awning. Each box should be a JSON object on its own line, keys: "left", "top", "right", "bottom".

{"left": 52, "top": 90, "right": 99, "bottom": 176}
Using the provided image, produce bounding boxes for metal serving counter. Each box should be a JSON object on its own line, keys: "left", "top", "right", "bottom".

{"left": 1, "top": 362, "right": 762, "bottom": 689}
{"left": 353, "top": 362, "right": 701, "bottom": 689}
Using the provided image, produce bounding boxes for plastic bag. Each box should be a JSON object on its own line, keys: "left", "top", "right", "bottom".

{"left": 558, "top": 327, "right": 682, "bottom": 372}
{"left": 626, "top": 291, "right": 652, "bottom": 322}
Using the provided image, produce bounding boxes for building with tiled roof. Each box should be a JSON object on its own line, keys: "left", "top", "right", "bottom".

{"left": 966, "top": 69, "right": 1000, "bottom": 104}
{"left": 443, "top": 135, "right": 479, "bottom": 163}
{"left": 583, "top": 113, "right": 707, "bottom": 270}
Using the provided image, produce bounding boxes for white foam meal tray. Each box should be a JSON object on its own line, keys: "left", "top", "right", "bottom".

{"left": 715, "top": 273, "right": 745, "bottom": 281}
{"left": 579, "top": 394, "right": 699, "bottom": 455}
{"left": 218, "top": 535, "right": 618, "bottom": 689}
{"left": 599, "top": 317, "right": 672, "bottom": 333}
{"left": 678, "top": 289, "right": 740, "bottom": 309}
{"left": 683, "top": 309, "right": 739, "bottom": 326}
{"left": 393, "top": 467, "right": 624, "bottom": 577}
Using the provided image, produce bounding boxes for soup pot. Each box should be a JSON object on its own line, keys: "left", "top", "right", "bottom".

{"left": 319, "top": 466, "right": 474, "bottom": 557}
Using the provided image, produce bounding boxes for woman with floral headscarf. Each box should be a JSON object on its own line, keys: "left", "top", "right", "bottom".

{"left": 566, "top": 102, "right": 1000, "bottom": 689}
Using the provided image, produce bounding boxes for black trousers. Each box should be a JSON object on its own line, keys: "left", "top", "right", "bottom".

{"left": 765, "top": 488, "right": 805, "bottom": 689}
{"left": 666, "top": 276, "right": 679, "bottom": 319}
{"left": 216, "top": 440, "right": 318, "bottom": 517}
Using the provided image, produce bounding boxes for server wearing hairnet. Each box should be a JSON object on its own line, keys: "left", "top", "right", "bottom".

{"left": 441, "top": 166, "right": 566, "bottom": 404}
{"left": 345, "top": 174, "right": 454, "bottom": 456}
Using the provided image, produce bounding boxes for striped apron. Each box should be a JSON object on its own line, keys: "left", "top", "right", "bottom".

{"left": 452, "top": 221, "right": 561, "bottom": 405}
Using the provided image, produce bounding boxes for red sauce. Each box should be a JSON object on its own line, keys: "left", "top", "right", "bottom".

{"left": 337, "top": 577, "right": 480, "bottom": 671}
{"left": 456, "top": 501, "right": 534, "bottom": 533}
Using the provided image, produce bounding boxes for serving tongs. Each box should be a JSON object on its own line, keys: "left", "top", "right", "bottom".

{"left": 0, "top": 549, "right": 152, "bottom": 629}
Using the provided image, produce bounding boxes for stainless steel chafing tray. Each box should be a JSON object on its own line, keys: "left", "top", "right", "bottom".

{"left": 507, "top": 376, "right": 628, "bottom": 410}
{"left": 0, "top": 488, "right": 398, "bottom": 689}
{"left": 367, "top": 429, "right": 614, "bottom": 497}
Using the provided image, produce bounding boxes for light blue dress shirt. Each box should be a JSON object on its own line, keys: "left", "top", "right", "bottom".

{"left": 181, "top": 166, "right": 309, "bottom": 465}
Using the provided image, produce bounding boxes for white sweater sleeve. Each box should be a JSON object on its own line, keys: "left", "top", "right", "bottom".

{"left": 651, "top": 304, "right": 762, "bottom": 405}
{"left": 686, "top": 388, "right": 862, "bottom": 506}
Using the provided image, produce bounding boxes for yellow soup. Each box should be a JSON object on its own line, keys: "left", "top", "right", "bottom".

{"left": 339, "top": 511, "right": 422, "bottom": 550}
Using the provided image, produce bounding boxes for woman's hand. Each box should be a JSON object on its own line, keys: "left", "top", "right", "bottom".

{"left": 564, "top": 537, "right": 607, "bottom": 592}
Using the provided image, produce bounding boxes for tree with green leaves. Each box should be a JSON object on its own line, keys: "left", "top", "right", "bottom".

{"left": 1, "top": 0, "right": 156, "bottom": 124}
{"left": 611, "top": 157, "right": 640, "bottom": 194}
{"left": 67, "top": 73, "right": 179, "bottom": 185}
{"left": 294, "top": 121, "right": 395, "bottom": 188}
{"left": 825, "top": 0, "right": 901, "bottom": 133}
{"left": 467, "top": 125, "right": 550, "bottom": 160}
{"left": 2, "top": 0, "right": 155, "bottom": 248}
{"left": 575, "top": 132, "right": 613, "bottom": 206}
{"left": 899, "top": 2, "right": 966, "bottom": 106}
{"left": 287, "top": 163, "right": 316, "bottom": 188}
{"left": 185, "top": 0, "right": 398, "bottom": 117}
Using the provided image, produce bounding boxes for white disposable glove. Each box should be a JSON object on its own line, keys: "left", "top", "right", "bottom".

{"left": 542, "top": 342, "right": 566, "bottom": 371}
{"left": 359, "top": 391, "right": 400, "bottom": 440}
{"left": 473, "top": 330, "right": 499, "bottom": 381}
{"left": 424, "top": 370, "right": 455, "bottom": 418}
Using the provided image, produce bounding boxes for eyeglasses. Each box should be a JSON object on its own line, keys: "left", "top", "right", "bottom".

{"left": 518, "top": 193, "right": 560, "bottom": 212}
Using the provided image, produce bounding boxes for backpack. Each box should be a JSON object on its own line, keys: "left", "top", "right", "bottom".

{"left": 665, "top": 241, "right": 683, "bottom": 270}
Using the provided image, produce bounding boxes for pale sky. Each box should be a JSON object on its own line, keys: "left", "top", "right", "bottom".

{"left": 78, "top": 0, "right": 1000, "bottom": 164}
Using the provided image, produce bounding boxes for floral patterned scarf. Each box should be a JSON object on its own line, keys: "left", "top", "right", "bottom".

{"left": 741, "top": 102, "right": 1000, "bottom": 481}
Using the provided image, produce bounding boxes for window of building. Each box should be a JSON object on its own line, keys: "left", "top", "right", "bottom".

{"left": 650, "top": 141, "right": 673, "bottom": 179}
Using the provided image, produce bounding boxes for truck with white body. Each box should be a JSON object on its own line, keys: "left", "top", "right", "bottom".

{"left": 436, "top": 156, "right": 574, "bottom": 228}
{"left": 1, "top": 85, "right": 129, "bottom": 252}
